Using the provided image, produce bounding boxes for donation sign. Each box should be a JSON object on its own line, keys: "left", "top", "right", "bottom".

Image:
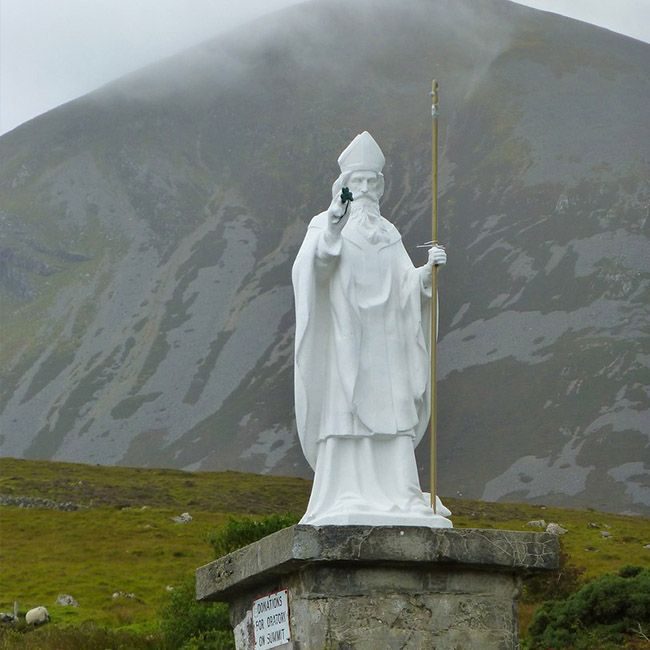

{"left": 252, "top": 589, "right": 291, "bottom": 648}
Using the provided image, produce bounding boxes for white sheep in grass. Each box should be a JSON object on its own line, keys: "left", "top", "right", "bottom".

{"left": 25, "top": 606, "right": 49, "bottom": 626}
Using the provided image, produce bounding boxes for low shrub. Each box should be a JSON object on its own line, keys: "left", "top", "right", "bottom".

{"left": 527, "top": 566, "right": 650, "bottom": 649}
{"left": 206, "top": 513, "right": 299, "bottom": 558}
{"left": 159, "top": 579, "right": 232, "bottom": 650}
{"left": 159, "top": 513, "right": 299, "bottom": 649}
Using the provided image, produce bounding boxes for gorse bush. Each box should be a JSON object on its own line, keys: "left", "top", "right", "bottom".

{"left": 527, "top": 566, "right": 650, "bottom": 649}
{"left": 206, "top": 513, "right": 299, "bottom": 558}
{"left": 159, "top": 579, "right": 232, "bottom": 650}
{"left": 160, "top": 513, "right": 299, "bottom": 649}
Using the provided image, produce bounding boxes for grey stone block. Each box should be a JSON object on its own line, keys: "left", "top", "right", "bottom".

{"left": 196, "top": 525, "right": 558, "bottom": 649}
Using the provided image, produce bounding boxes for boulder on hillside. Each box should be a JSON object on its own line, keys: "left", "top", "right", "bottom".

{"left": 546, "top": 523, "right": 568, "bottom": 535}
{"left": 526, "top": 519, "right": 546, "bottom": 528}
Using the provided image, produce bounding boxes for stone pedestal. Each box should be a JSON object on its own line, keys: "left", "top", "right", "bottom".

{"left": 196, "top": 525, "right": 558, "bottom": 650}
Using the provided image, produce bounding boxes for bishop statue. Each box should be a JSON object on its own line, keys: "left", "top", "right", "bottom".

{"left": 293, "top": 132, "right": 452, "bottom": 528}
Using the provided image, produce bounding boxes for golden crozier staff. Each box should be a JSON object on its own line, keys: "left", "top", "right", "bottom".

{"left": 430, "top": 79, "right": 439, "bottom": 513}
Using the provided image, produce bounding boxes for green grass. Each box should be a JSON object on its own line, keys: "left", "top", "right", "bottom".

{"left": 0, "top": 457, "right": 311, "bottom": 514}
{"left": 0, "top": 457, "right": 648, "bottom": 639}
{"left": 0, "top": 458, "right": 312, "bottom": 631}
{"left": 0, "top": 505, "right": 229, "bottom": 628}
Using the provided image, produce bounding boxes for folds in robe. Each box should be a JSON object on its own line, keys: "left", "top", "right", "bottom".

{"left": 292, "top": 211, "right": 432, "bottom": 470}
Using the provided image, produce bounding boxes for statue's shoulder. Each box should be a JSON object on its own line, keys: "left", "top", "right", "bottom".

{"left": 382, "top": 217, "right": 400, "bottom": 236}
{"left": 307, "top": 212, "right": 329, "bottom": 231}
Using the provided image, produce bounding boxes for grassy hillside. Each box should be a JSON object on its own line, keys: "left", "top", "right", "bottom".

{"left": 0, "top": 458, "right": 649, "bottom": 638}
{"left": 0, "top": 457, "right": 311, "bottom": 514}
{"left": 0, "top": 458, "right": 311, "bottom": 631}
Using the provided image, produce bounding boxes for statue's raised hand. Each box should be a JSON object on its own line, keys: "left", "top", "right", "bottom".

{"left": 326, "top": 194, "right": 348, "bottom": 238}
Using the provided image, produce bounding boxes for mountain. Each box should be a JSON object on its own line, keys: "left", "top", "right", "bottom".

{"left": 1, "top": 0, "right": 648, "bottom": 515}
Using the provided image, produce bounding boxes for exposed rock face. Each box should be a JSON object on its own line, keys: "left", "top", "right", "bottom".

{"left": 0, "top": 0, "right": 648, "bottom": 514}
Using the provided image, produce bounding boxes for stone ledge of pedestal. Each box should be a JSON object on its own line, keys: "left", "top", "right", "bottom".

{"left": 196, "top": 525, "right": 558, "bottom": 602}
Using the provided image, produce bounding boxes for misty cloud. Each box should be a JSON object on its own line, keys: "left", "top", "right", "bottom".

{"left": 0, "top": 0, "right": 301, "bottom": 134}
{"left": 2, "top": 0, "right": 649, "bottom": 136}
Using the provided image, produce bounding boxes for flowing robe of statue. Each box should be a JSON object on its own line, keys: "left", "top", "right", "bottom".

{"left": 292, "top": 132, "right": 452, "bottom": 527}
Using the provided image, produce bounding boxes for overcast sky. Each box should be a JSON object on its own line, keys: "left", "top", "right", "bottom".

{"left": 1, "top": 0, "right": 648, "bottom": 136}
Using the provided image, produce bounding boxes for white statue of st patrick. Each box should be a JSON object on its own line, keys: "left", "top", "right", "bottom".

{"left": 293, "top": 131, "right": 452, "bottom": 528}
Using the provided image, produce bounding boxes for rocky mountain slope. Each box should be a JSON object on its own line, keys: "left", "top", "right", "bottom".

{"left": 1, "top": 0, "right": 648, "bottom": 514}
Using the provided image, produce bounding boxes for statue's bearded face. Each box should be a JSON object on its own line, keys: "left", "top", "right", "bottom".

{"left": 347, "top": 171, "right": 380, "bottom": 205}
{"left": 331, "top": 170, "right": 384, "bottom": 207}
{"left": 346, "top": 170, "right": 390, "bottom": 243}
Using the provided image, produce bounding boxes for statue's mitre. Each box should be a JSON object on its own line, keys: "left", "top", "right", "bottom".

{"left": 337, "top": 131, "right": 385, "bottom": 174}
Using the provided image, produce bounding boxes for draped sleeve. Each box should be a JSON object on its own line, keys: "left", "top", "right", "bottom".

{"left": 292, "top": 212, "right": 333, "bottom": 469}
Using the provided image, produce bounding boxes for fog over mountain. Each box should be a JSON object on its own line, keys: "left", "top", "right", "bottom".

{"left": 1, "top": 0, "right": 648, "bottom": 515}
